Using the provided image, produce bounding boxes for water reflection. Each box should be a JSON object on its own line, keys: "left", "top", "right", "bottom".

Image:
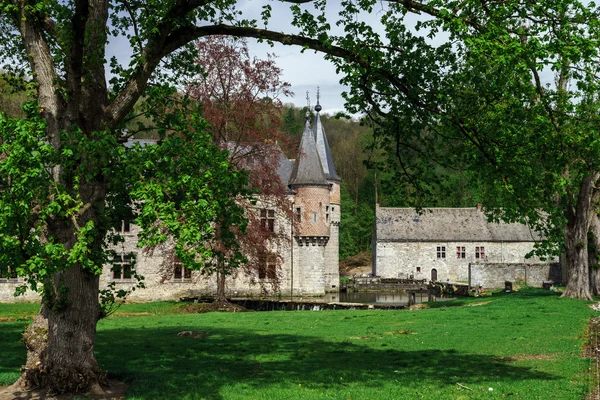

{"left": 316, "top": 291, "right": 431, "bottom": 305}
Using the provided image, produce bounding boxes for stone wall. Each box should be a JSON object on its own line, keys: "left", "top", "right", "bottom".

{"left": 0, "top": 190, "right": 340, "bottom": 302}
{"left": 323, "top": 193, "right": 340, "bottom": 292}
{"left": 0, "top": 281, "right": 39, "bottom": 302}
{"left": 374, "top": 240, "right": 549, "bottom": 282}
{"left": 468, "top": 262, "right": 563, "bottom": 289}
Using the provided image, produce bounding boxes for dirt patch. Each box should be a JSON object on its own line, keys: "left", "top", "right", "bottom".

{"left": 340, "top": 251, "right": 372, "bottom": 276}
{"left": 408, "top": 304, "right": 430, "bottom": 310}
{"left": 177, "top": 330, "right": 210, "bottom": 339}
{"left": 109, "top": 312, "right": 154, "bottom": 318}
{"left": 464, "top": 301, "right": 490, "bottom": 307}
{"left": 0, "top": 317, "right": 33, "bottom": 322}
{"left": 0, "top": 380, "right": 126, "bottom": 400}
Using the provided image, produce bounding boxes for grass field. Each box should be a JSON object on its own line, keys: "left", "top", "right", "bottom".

{"left": 0, "top": 288, "right": 597, "bottom": 399}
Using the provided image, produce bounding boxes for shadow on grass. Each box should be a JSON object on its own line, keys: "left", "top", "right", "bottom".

{"left": 96, "top": 324, "right": 558, "bottom": 400}
{"left": 0, "top": 322, "right": 27, "bottom": 385}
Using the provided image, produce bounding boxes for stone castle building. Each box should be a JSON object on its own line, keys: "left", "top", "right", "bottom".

{"left": 0, "top": 102, "right": 341, "bottom": 302}
{"left": 372, "top": 205, "right": 557, "bottom": 285}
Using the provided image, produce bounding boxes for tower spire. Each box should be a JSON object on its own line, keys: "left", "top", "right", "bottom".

{"left": 312, "top": 88, "right": 340, "bottom": 182}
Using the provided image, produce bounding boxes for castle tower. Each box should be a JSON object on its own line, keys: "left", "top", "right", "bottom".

{"left": 287, "top": 90, "right": 340, "bottom": 295}
{"left": 288, "top": 106, "right": 331, "bottom": 295}
{"left": 312, "top": 89, "right": 341, "bottom": 292}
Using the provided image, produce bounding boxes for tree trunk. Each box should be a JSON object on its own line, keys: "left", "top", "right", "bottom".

{"left": 14, "top": 170, "right": 108, "bottom": 394}
{"left": 563, "top": 223, "right": 593, "bottom": 300}
{"left": 562, "top": 173, "right": 599, "bottom": 300}
{"left": 216, "top": 272, "right": 227, "bottom": 302}
{"left": 589, "top": 213, "right": 600, "bottom": 295}
{"left": 15, "top": 266, "right": 105, "bottom": 393}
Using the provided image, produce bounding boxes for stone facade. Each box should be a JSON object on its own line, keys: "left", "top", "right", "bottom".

{"left": 469, "top": 262, "right": 562, "bottom": 289}
{"left": 0, "top": 106, "right": 340, "bottom": 302}
{"left": 373, "top": 206, "right": 555, "bottom": 283}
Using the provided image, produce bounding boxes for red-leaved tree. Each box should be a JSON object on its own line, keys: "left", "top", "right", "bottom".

{"left": 187, "top": 36, "right": 295, "bottom": 300}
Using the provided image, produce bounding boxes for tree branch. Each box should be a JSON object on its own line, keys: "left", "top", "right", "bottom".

{"left": 13, "top": 0, "right": 63, "bottom": 147}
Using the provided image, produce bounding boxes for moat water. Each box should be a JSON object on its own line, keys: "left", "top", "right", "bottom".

{"left": 282, "top": 290, "right": 452, "bottom": 306}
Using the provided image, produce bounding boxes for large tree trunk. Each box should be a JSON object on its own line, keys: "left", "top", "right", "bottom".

{"left": 16, "top": 267, "right": 105, "bottom": 393}
{"left": 14, "top": 185, "right": 108, "bottom": 394}
{"left": 562, "top": 173, "right": 599, "bottom": 300}
{"left": 564, "top": 223, "right": 593, "bottom": 300}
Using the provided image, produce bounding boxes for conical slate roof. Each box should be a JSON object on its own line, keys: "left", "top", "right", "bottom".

{"left": 312, "top": 107, "right": 340, "bottom": 182}
{"left": 288, "top": 115, "right": 328, "bottom": 187}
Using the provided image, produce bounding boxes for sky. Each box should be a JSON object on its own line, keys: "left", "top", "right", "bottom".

{"left": 237, "top": 1, "right": 404, "bottom": 115}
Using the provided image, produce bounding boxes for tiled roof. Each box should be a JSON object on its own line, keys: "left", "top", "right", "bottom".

{"left": 313, "top": 111, "right": 340, "bottom": 182}
{"left": 288, "top": 118, "right": 328, "bottom": 187}
{"left": 376, "top": 207, "right": 542, "bottom": 242}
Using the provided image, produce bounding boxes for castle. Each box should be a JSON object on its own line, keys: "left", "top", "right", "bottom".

{"left": 0, "top": 100, "right": 341, "bottom": 302}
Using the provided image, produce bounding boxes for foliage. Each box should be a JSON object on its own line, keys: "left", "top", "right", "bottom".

{"left": 1, "top": 289, "right": 594, "bottom": 399}
{"left": 339, "top": 182, "right": 375, "bottom": 259}
{"left": 130, "top": 101, "right": 250, "bottom": 277}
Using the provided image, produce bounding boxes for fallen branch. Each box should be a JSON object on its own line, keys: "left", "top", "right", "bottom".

{"left": 456, "top": 383, "right": 473, "bottom": 391}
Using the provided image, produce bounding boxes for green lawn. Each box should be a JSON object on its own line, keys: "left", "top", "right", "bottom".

{"left": 0, "top": 289, "right": 597, "bottom": 399}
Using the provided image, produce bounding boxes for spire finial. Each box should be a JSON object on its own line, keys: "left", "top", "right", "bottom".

{"left": 305, "top": 91, "right": 311, "bottom": 121}
{"left": 314, "top": 86, "right": 322, "bottom": 112}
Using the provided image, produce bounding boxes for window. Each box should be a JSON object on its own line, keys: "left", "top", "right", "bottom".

{"left": 295, "top": 207, "right": 302, "bottom": 222}
{"left": 326, "top": 213, "right": 330, "bottom": 222}
{"left": 456, "top": 246, "right": 466, "bottom": 259}
{"left": 173, "top": 259, "right": 192, "bottom": 282}
{"left": 436, "top": 246, "right": 446, "bottom": 259}
{"left": 116, "top": 220, "right": 131, "bottom": 234}
{"left": 0, "top": 266, "right": 18, "bottom": 282}
{"left": 416, "top": 267, "right": 421, "bottom": 273}
{"left": 312, "top": 212, "right": 318, "bottom": 223}
{"left": 112, "top": 254, "right": 134, "bottom": 280}
{"left": 258, "top": 255, "right": 277, "bottom": 280}
{"left": 260, "top": 209, "right": 275, "bottom": 232}
{"left": 476, "top": 246, "right": 485, "bottom": 259}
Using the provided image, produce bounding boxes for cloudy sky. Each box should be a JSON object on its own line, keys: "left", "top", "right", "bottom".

{"left": 237, "top": 1, "right": 407, "bottom": 115}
